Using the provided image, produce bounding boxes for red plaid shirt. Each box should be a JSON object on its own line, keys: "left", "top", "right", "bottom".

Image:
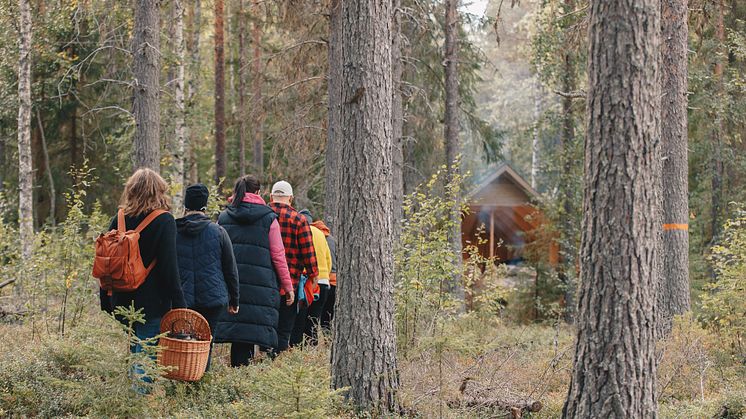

{"left": 270, "top": 202, "right": 319, "bottom": 285}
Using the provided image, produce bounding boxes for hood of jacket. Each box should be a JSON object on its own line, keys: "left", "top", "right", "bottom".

{"left": 311, "top": 220, "right": 331, "bottom": 237}
{"left": 224, "top": 196, "right": 275, "bottom": 224}
{"left": 176, "top": 213, "right": 212, "bottom": 236}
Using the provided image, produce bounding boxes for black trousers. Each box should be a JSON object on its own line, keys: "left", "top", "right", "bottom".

{"left": 193, "top": 305, "right": 225, "bottom": 371}
{"left": 320, "top": 285, "right": 336, "bottom": 330}
{"left": 304, "top": 284, "right": 330, "bottom": 345}
{"left": 276, "top": 289, "right": 299, "bottom": 354}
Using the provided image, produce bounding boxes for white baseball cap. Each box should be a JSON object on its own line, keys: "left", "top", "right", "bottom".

{"left": 271, "top": 180, "right": 294, "bottom": 197}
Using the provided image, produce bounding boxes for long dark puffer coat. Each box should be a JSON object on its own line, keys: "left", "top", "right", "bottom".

{"left": 214, "top": 202, "right": 281, "bottom": 349}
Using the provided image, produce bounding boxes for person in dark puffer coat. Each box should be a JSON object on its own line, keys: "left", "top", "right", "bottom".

{"left": 215, "top": 175, "right": 294, "bottom": 366}
{"left": 175, "top": 183, "right": 240, "bottom": 370}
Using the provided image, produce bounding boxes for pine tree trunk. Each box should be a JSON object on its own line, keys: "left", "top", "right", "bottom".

{"left": 36, "top": 109, "right": 55, "bottom": 226}
{"left": 214, "top": 0, "right": 226, "bottom": 184}
{"left": 17, "top": 0, "right": 33, "bottom": 260}
{"left": 391, "top": 0, "right": 403, "bottom": 241}
{"left": 250, "top": 0, "right": 264, "bottom": 178}
{"left": 444, "top": 0, "right": 463, "bottom": 298}
{"left": 559, "top": 1, "right": 578, "bottom": 322}
{"left": 172, "top": 0, "right": 187, "bottom": 213}
{"left": 237, "top": 0, "right": 247, "bottom": 176}
{"left": 331, "top": 0, "right": 399, "bottom": 411}
{"left": 187, "top": 0, "right": 201, "bottom": 183}
{"left": 562, "top": 0, "right": 661, "bottom": 416}
{"left": 710, "top": 0, "right": 725, "bottom": 244}
{"left": 132, "top": 0, "right": 161, "bottom": 172}
{"left": 324, "top": 0, "right": 342, "bottom": 230}
{"left": 658, "top": 0, "right": 690, "bottom": 337}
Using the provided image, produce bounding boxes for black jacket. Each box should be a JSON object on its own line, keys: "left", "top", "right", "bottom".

{"left": 214, "top": 202, "right": 280, "bottom": 349}
{"left": 176, "top": 213, "right": 239, "bottom": 309}
{"left": 100, "top": 211, "right": 187, "bottom": 321}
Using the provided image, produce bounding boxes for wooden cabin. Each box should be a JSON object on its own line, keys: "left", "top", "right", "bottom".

{"left": 461, "top": 163, "right": 558, "bottom": 265}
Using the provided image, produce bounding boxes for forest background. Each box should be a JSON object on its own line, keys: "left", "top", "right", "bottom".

{"left": 0, "top": 0, "right": 745, "bottom": 417}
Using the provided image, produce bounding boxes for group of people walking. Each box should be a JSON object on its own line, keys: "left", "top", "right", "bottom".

{"left": 100, "top": 168, "right": 337, "bottom": 369}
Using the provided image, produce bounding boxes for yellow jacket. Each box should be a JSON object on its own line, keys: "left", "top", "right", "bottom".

{"left": 310, "top": 225, "right": 332, "bottom": 280}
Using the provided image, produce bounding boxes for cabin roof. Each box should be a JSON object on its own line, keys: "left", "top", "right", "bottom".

{"left": 466, "top": 163, "right": 538, "bottom": 203}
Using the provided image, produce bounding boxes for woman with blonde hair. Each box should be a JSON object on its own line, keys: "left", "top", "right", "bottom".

{"left": 100, "top": 168, "right": 186, "bottom": 356}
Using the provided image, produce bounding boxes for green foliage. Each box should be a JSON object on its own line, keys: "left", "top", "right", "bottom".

{"left": 700, "top": 206, "right": 746, "bottom": 360}
{"left": 395, "top": 166, "right": 468, "bottom": 351}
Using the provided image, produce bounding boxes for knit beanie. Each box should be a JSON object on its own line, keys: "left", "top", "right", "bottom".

{"left": 184, "top": 183, "right": 209, "bottom": 211}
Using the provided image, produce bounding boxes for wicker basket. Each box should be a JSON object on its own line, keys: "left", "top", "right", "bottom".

{"left": 158, "top": 308, "right": 212, "bottom": 382}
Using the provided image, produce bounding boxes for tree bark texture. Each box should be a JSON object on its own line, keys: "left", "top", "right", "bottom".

{"left": 562, "top": 0, "right": 661, "bottom": 417}
{"left": 251, "top": 0, "right": 264, "bottom": 177}
{"left": 444, "top": 0, "right": 463, "bottom": 298}
{"left": 238, "top": 0, "right": 247, "bottom": 176}
{"left": 324, "top": 0, "right": 342, "bottom": 231}
{"left": 187, "top": 0, "right": 201, "bottom": 183}
{"left": 331, "top": 0, "right": 399, "bottom": 411}
{"left": 132, "top": 0, "right": 161, "bottom": 172}
{"left": 391, "top": 0, "right": 403, "bottom": 241}
{"left": 17, "top": 0, "right": 33, "bottom": 260}
{"left": 658, "top": 0, "right": 690, "bottom": 336}
{"left": 172, "top": 0, "right": 187, "bottom": 213}
{"left": 214, "top": 0, "right": 226, "bottom": 184}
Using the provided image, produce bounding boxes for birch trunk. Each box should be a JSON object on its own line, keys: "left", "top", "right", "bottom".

{"left": 658, "top": 0, "right": 690, "bottom": 336}
{"left": 331, "top": 0, "right": 399, "bottom": 411}
{"left": 562, "top": 0, "right": 661, "bottom": 416}
{"left": 17, "top": 0, "right": 33, "bottom": 260}
{"left": 171, "top": 0, "right": 187, "bottom": 213}
{"left": 132, "top": 0, "right": 161, "bottom": 172}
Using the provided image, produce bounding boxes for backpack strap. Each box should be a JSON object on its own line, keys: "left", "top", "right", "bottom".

{"left": 135, "top": 209, "right": 168, "bottom": 234}
{"left": 117, "top": 209, "right": 126, "bottom": 232}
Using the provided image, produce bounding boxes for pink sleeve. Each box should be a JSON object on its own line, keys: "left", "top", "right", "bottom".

{"left": 269, "top": 219, "right": 293, "bottom": 293}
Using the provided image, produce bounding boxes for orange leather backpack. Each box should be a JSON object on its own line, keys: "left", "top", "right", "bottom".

{"left": 92, "top": 209, "right": 166, "bottom": 295}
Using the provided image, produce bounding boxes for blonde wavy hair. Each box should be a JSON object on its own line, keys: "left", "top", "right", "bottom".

{"left": 120, "top": 168, "right": 171, "bottom": 216}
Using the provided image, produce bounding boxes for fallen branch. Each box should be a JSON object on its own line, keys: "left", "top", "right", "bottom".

{"left": 448, "top": 377, "right": 542, "bottom": 419}
{"left": 554, "top": 89, "right": 587, "bottom": 99}
{"left": 0, "top": 278, "right": 16, "bottom": 289}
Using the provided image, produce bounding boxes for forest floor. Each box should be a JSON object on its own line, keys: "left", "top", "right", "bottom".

{"left": 0, "top": 306, "right": 744, "bottom": 418}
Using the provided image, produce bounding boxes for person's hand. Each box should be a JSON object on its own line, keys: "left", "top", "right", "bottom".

{"left": 228, "top": 305, "right": 239, "bottom": 314}
{"left": 285, "top": 290, "right": 295, "bottom": 306}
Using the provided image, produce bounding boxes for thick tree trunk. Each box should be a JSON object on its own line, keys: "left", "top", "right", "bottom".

{"left": 17, "top": 0, "right": 33, "bottom": 260}
{"left": 710, "top": 0, "right": 725, "bottom": 244}
{"left": 237, "top": 0, "right": 247, "bottom": 176}
{"left": 562, "top": 0, "right": 661, "bottom": 416}
{"left": 444, "top": 0, "right": 463, "bottom": 297}
{"left": 187, "top": 0, "right": 201, "bottom": 183}
{"left": 214, "top": 0, "right": 226, "bottom": 184}
{"left": 658, "top": 0, "right": 690, "bottom": 337}
{"left": 171, "top": 0, "right": 187, "bottom": 213}
{"left": 391, "top": 0, "right": 403, "bottom": 241}
{"left": 132, "top": 0, "right": 161, "bottom": 172}
{"left": 36, "top": 109, "right": 55, "bottom": 226}
{"left": 331, "top": 0, "right": 399, "bottom": 411}
{"left": 251, "top": 0, "right": 264, "bottom": 178}
{"left": 324, "top": 0, "right": 342, "bottom": 230}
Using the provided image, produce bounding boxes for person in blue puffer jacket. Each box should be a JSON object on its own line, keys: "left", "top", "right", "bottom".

{"left": 175, "top": 183, "right": 240, "bottom": 370}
